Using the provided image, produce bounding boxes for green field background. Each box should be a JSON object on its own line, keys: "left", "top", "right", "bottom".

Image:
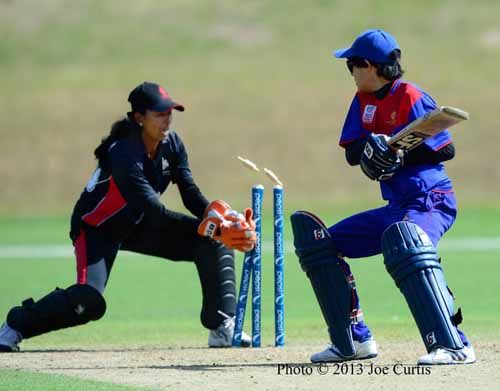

{"left": 1, "top": 208, "right": 499, "bottom": 351}
{"left": 1, "top": 211, "right": 499, "bottom": 390}
{"left": 1, "top": 0, "right": 500, "bottom": 214}
{"left": 1, "top": 0, "right": 499, "bottom": 349}
{"left": 2, "top": 1, "right": 498, "bottom": 389}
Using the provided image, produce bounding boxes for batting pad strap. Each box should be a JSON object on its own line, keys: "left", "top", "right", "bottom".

{"left": 382, "top": 222, "right": 464, "bottom": 352}
{"left": 291, "top": 211, "right": 355, "bottom": 357}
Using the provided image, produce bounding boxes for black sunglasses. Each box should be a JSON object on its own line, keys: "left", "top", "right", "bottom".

{"left": 346, "top": 57, "right": 370, "bottom": 73}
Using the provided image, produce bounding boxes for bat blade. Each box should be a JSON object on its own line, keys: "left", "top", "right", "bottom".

{"left": 388, "top": 106, "right": 469, "bottom": 151}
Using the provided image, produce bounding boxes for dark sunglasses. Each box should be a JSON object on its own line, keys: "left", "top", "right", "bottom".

{"left": 346, "top": 57, "right": 370, "bottom": 73}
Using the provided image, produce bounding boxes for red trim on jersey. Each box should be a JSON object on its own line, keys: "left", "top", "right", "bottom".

{"left": 431, "top": 189, "right": 454, "bottom": 194}
{"left": 433, "top": 139, "right": 453, "bottom": 151}
{"left": 74, "top": 230, "right": 88, "bottom": 284}
{"left": 82, "top": 177, "right": 127, "bottom": 227}
{"left": 339, "top": 139, "right": 357, "bottom": 148}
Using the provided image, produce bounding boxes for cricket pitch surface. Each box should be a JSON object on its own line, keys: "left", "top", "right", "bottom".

{"left": 1, "top": 340, "right": 498, "bottom": 390}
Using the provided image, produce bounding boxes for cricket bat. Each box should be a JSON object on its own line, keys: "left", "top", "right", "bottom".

{"left": 388, "top": 106, "right": 469, "bottom": 151}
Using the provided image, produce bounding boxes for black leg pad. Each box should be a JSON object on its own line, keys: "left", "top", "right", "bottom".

{"left": 7, "top": 284, "right": 106, "bottom": 339}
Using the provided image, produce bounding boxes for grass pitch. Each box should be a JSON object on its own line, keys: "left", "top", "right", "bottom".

{"left": 0, "top": 208, "right": 499, "bottom": 347}
{"left": 0, "top": 209, "right": 499, "bottom": 389}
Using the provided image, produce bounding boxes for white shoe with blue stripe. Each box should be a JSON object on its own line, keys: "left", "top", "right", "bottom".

{"left": 417, "top": 345, "right": 476, "bottom": 365}
{"left": 310, "top": 339, "right": 378, "bottom": 363}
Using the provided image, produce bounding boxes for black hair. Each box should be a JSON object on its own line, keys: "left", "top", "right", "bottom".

{"left": 94, "top": 110, "right": 143, "bottom": 169}
{"left": 371, "top": 49, "right": 404, "bottom": 81}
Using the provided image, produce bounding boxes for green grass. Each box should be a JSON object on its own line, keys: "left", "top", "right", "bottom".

{"left": 0, "top": 211, "right": 498, "bottom": 390}
{"left": 1, "top": 206, "right": 500, "bottom": 245}
{"left": 0, "top": 369, "right": 155, "bottom": 391}
{"left": 1, "top": 249, "right": 497, "bottom": 349}
{"left": 0, "top": 209, "right": 499, "bottom": 351}
{"left": 1, "top": 0, "right": 500, "bottom": 213}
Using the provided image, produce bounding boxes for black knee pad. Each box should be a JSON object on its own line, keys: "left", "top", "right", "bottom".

{"left": 66, "top": 284, "right": 107, "bottom": 321}
{"left": 7, "top": 284, "right": 106, "bottom": 339}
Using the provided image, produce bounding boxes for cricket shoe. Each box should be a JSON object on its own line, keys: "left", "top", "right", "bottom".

{"left": 0, "top": 322, "right": 21, "bottom": 352}
{"left": 417, "top": 345, "right": 476, "bottom": 365}
{"left": 208, "top": 313, "right": 251, "bottom": 348}
{"left": 310, "top": 339, "right": 378, "bottom": 363}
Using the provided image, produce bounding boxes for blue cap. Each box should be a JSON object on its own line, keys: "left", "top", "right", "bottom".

{"left": 334, "top": 29, "right": 400, "bottom": 64}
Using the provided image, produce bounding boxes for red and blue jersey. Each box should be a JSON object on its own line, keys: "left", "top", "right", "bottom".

{"left": 339, "top": 79, "right": 453, "bottom": 201}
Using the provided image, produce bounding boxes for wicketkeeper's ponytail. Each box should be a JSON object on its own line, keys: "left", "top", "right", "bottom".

{"left": 93, "top": 111, "right": 143, "bottom": 170}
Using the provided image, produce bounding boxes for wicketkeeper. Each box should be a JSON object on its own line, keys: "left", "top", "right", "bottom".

{"left": 291, "top": 29, "right": 475, "bottom": 365}
{"left": 0, "top": 82, "right": 256, "bottom": 352}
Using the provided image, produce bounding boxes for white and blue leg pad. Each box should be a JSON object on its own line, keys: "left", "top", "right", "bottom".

{"left": 291, "top": 210, "right": 355, "bottom": 357}
{"left": 382, "top": 221, "right": 464, "bottom": 352}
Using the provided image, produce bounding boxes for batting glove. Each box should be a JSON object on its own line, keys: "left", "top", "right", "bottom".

{"left": 360, "top": 133, "right": 402, "bottom": 181}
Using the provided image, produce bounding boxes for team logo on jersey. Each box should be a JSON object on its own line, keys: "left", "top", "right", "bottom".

{"left": 162, "top": 158, "right": 171, "bottom": 176}
{"left": 86, "top": 168, "right": 101, "bottom": 192}
{"left": 385, "top": 110, "right": 397, "bottom": 126}
{"left": 362, "top": 105, "right": 377, "bottom": 123}
{"left": 162, "top": 158, "right": 169, "bottom": 171}
{"left": 85, "top": 168, "right": 110, "bottom": 192}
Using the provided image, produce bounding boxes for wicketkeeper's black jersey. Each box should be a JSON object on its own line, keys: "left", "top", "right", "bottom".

{"left": 70, "top": 130, "right": 209, "bottom": 242}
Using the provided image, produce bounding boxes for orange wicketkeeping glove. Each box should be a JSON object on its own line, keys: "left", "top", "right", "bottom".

{"left": 203, "top": 200, "right": 245, "bottom": 223}
{"left": 242, "top": 207, "right": 256, "bottom": 232}
{"left": 198, "top": 204, "right": 256, "bottom": 252}
{"left": 224, "top": 207, "right": 256, "bottom": 251}
{"left": 203, "top": 200, "right": 231, "bottom": 219}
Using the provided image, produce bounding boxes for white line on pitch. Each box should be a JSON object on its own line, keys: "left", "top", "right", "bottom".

{"left": 0, "top": 238, "right": 500, "bottom": 259}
